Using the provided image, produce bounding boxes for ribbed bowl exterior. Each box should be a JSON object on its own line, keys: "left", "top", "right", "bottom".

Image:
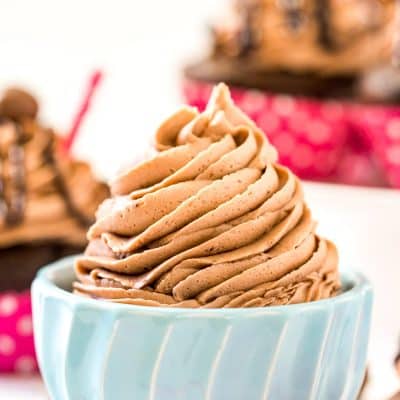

{"left": 32, "top": 257, "right": 373, "bottom": 400}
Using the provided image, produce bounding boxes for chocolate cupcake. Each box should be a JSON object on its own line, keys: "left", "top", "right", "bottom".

{"left": 183, "top": 0, "right": 400, "bottom": 188}
{"left": 190, "top": 0, "right": 394, "bottom": 91}
{"left": 0, "top": 88, "right": 109, "bottom": 372}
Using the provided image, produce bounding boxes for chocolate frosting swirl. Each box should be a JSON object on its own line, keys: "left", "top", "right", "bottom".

{"left": 0, "top": 88, "right": 109, "bottom": 248}
{"left": 74, "top": 84, "right": 340, "bottom": 308}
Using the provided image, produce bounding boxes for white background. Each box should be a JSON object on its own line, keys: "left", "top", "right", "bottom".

{"left": 0, "top": 0, "right": 224, "bottom": 179}
{"left": 0, "top": 1, "right": 400, "bottom": 399}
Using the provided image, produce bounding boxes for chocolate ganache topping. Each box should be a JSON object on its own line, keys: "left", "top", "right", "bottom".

{"left": 0, "top": 88, "right": 109, "bottom": 248}
{"left": 74, "top": 84, "right": 340, "bottom": 308}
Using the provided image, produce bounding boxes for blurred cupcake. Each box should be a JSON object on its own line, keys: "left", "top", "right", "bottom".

{"left": 183, "top": 0, "right": 400, "bottom": 187}
{"left": 0, "top": 88, "right": 109, "bottom": 373}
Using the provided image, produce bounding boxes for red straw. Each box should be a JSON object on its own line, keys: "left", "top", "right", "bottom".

{"left": 63, "top": 69, "right": 103, "bottom": 152}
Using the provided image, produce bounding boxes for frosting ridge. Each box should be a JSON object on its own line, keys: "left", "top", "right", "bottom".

{"left": 74, "top": 83, "right": 340, "bottom": 308}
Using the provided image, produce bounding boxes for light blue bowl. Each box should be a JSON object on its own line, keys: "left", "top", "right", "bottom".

{"left": 32, "top": 256, "right": 372, "bottom": 400}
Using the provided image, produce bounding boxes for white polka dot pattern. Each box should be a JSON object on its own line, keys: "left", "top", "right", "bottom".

{"left": 16, "top": 315, "right": 33, "bottom": 337}
{"left": 0, "top": 295, "right": 18, "bottom": 317}
{"left": 0, "top": 335, "right": 16, "bottom": 356}
{"left": 272, "top": 95, "right": 295, "bottom": 116}
{"left": 240, "top": 91, "right": 266, "bottom": 113}
{"left": 306, "top": 120, "right": 332, "bottom": 145}
{"left": 14, "top": 355, "right": 36, "bottom": 374}
{"left": 387, "top": 118, "right": 400, "bottom": 140}
{"left": 0, "top": 291, "right": 37, "bottom": 373}
{"left": 182, "top": 80, "right": 400, "bottom": 188}
{"left": 387, "top": 145, "right": 400, "bottom": 165}
{"left": 273, "top": 132, "right": 295, "bottom": 156}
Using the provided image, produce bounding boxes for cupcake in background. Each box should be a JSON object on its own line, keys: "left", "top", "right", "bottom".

{"left": 0, "top": 87, "right": 109, "bottom": 373}
{"left": 183, "top": 0, "right": 400, "bottom": 188}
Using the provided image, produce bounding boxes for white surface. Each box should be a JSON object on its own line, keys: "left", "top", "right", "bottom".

{"left": 0, "top": 374, "right": 46, "bottom": 399}
{"left": 0, "top": 1, "right": 399, "bottom": 399}
{"left": 306, "top": 183, "right": 400, "bottom": 400}
{"left": 0, "top": 0, "right": 223, "bottom": 180}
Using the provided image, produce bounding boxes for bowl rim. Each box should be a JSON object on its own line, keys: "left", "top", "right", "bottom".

{"left": 32, "top": 255, "right": 372, "bottom": 317}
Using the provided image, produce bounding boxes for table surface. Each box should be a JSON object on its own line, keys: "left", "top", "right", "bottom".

{"left": 0, "top": 375, "right": 46, "bottom": 399}
{"left": 0, "top": 182, "right": 399, "bottom": 400}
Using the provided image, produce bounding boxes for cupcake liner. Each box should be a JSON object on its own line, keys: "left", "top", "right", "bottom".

{"left": 183, "top": 79, "right": 400, "bottom": 188}
{"left": 0, "top": 291, "right": 37, "bottom": 373}
{"left": 350, "top": 103, "right": 400, "bottom": 187}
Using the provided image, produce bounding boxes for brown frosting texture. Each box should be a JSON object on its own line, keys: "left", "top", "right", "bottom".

{"left": 0, "top": 88, "right": 109, "bottom": 248}
{"left": 211, "top": 0, "right": 395, "bottom": 74}
{"left": 74, "top": 84, "right": 340, "bottom": 308}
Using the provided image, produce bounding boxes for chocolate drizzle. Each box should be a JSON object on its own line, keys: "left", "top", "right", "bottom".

{"left": 0, "top": 120, "right": 8, "bottom": 224}
{"left": 278, "top": 0, "right": 304, "bottom": 31}
{"left": 6, "top": 123, "right": 26, "bottom": 225}
{"left": 237, "top": 0, "right": 260, "bottom": 57}
{"left": 0, "top": 116, "right": 94, "bottom": 230}
{"left": 0, "top": 119, "right": 26, "bottom": 226}
{"left": 238, "top": 0, "right": 336, "bottom": 55}
{"left": 43, "top": 130, "right": 92, "bottom": 227}
{"left": 314, "top": 0, "right": 335, "bottom": 50}
{"left": 0, "top": 121, "right": 92, "bottom": 229}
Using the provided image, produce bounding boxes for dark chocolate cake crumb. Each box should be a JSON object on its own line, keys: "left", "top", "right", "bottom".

{"left": 0, "top": 242, "right": 83, "bottom": 291}
{"left": 6, "top": 123, "right": 26, "bottom": 225}
{"left": 314, "top": 0, "right": 335, "bottom": 50}
{"left": 43, "top": 129, "right": 92, "bottom": 227}
{"left": 0, "top": 120, "right": 26, "bottom": 226}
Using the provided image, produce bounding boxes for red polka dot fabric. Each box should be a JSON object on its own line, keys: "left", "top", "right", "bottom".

{"left": 183, "top": 80, "right": 400, "bottom": 188}
{"left": 0, "top": 291, "right": 37, "bottom": 373}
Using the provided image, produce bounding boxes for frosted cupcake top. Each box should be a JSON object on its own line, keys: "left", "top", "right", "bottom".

{"left": 211, "top": 0, "right": 395, "bottom": 75}
{"left": 0, "top": 88, "right": 109, "bottom": 248}
{"left": 74, "top": 84, "right": 340, "bottom": 308}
